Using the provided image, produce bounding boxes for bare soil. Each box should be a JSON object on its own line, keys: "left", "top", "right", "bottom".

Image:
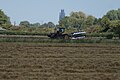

{"left": 0, "top": 43, "right": 120, "bottom": 80}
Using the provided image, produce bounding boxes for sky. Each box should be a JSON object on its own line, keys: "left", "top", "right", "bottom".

{"left": 0, "top": 0, "right": 120, "bottom": 25}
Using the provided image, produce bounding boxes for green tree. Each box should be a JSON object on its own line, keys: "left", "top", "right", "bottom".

{"left": 70, "top": 11, "right": 86, "bottom": 30}
{"left": 60, "top": 11, "right": 97, "bottom": 31}
{"left": 59, "top": 16, "right": 72, "bottom": 28}
{"left": 19, "top": 21, "right": 30, "bottom": 27}
{"left": 0, "top": 9, "right": 11, "bottom": 29}
{"left": 31, "top": 23, "right": 40, "bottom": 27}
{"left": 100, "top": 17, "right": 110, "bottom": 32}
{"left": 47, "top": 22, "right": 55, "bottom": 28}
{"left": 40, "top": 22, "right": 55, "bottom": 28}
{"left": 118, "top": 9, "right": 120, "bottom": 19}
{"left": 70, "top": 11, "right": 86, "bottom": 19}
{"left": 104, "top": 9, "right": 120, "bottom": 20}
{"left": 110, "top": 20, "right": 120, "bottom": 39}
{"left": 85, "top": 15, "right": 95, "bottom": 27}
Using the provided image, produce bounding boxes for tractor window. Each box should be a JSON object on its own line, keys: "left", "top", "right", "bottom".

{"left": 61, "top": 29, "right": 64, "bottom": 33}
{"left": 58, "top": 28, "right": 65, "bottom": 33}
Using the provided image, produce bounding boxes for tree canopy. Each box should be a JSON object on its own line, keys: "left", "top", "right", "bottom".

{"left": 19, "top": 21, "right": 30, "bottom": 27}
{"left": 59, "top": 9, "right": 120, "bottom": 34}
{"left": 0, "top": 9, "right": 11, "bottom": 29}
{"left": 104, "top": 9, "right": 120, "bottom": 20}
{"left": 59, "top": 11, "right": 96, "bottom": 30}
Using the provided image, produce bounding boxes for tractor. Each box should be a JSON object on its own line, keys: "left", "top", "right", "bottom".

{"left": 47, "top": 27, "right": 69, "bottom": 39}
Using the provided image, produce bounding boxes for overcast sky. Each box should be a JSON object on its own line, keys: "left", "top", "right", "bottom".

{"left": 0, "top": 0, "right": 120, "bottom": 25}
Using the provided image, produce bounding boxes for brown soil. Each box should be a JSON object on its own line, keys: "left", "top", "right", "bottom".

{"left": 0, "top": 43, "right": 120, "bottom": 80}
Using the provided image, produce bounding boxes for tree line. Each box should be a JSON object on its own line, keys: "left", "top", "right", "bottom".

{"left": 59, "top": 9, "right": 120, "bottom": 38}
{"left": 0, "top": 9, "right": 120, "bottom": 38}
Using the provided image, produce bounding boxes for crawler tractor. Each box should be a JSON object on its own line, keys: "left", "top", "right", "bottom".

{"left": 47, "top": 27, "right": 69, "bottom": 39}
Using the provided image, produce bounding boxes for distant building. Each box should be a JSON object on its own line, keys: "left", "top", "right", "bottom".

{"left": 59, "top": 9, "right": 65, "bottom": 21}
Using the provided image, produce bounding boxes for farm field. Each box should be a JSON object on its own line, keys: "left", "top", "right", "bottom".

{"left": 0, "top": 43, "right": 120, "bottom": 80}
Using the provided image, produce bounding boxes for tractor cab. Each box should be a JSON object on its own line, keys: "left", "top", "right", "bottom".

{"left": 48, "top": 27, "right": 69, "bottom": 39}
{"left": 56, "top": 28, "right": 65, "bottom": 34}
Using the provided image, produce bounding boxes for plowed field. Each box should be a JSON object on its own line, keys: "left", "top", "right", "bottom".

{"left": 0, "top": 43, "right": 120, "bottom": 80}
